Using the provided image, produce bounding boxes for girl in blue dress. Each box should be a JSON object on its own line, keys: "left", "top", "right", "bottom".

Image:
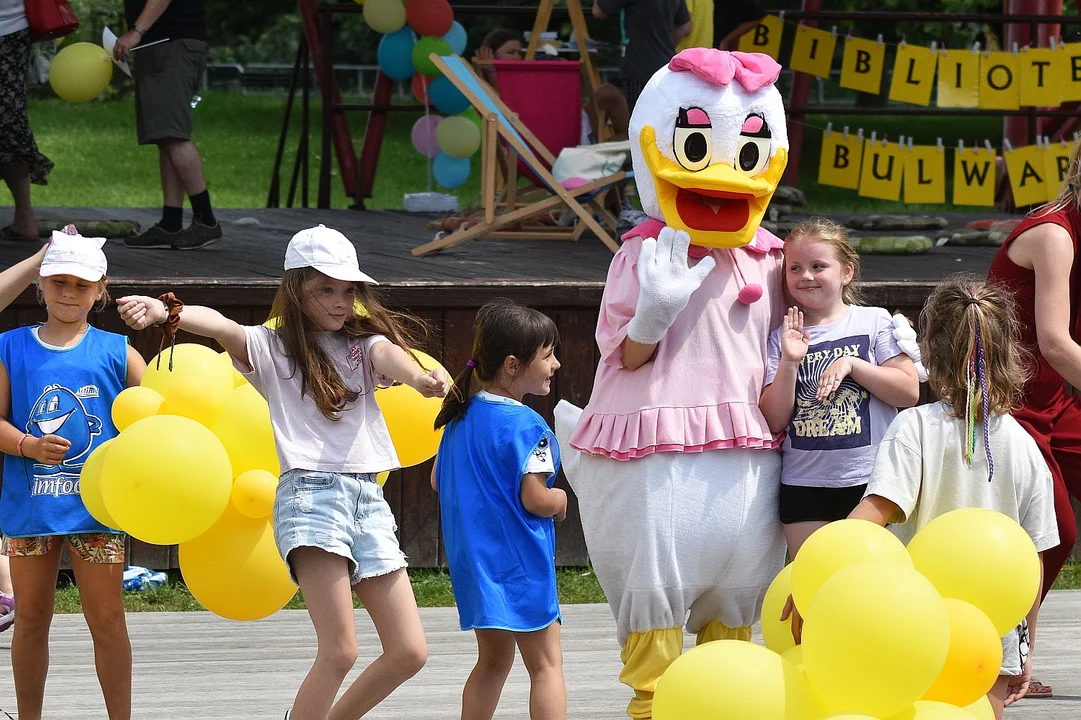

{"left": 433, "top": 298, "right": 568, "bottom": 720}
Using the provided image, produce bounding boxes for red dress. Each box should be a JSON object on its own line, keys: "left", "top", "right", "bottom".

{"left": 988, "top": 202, "right": 1081, "bottom": 597}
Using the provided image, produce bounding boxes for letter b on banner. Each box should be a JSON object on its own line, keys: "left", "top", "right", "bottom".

{"left": 818, "top": 133, "right": 864, "bottom": 190}
{"left": 840, "top": 37, "right": 886, "bottom": 95}
{"left": 737, "top": 14, "right": 783, "bottom": 60}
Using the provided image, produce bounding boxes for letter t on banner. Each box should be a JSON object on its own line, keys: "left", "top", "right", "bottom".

{"left": 1005, "top": 144, "right": 1049, "bottom": 206}
{"left": 840, "top": 36, "right": 886, "bottom": 95}
{"left": 953, "top": 146, "right": 996, "bottom": 206}
{"left": 818, "top": 130, "right": 864, "bottom": 190}
{"left": 859, "top": 139, "right": 904, "bottom": 201}
{"left": 889, "top": 44, "right": 937, "bottom": 106}
{"left": 737, "top": 14, "right": 784, "bottom": 59}
{"left": 790, "top": 25, "right": 836, "bottom": 78}
{"left": 1020, "top": 47, "right": 1061, "bottom": 107}
{"left": 904, "top": 145, "right": 946, "bottom": 204}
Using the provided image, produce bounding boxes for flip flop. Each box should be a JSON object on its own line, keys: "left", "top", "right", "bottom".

{"left": 1025, "top": 680, "right": 1053, "bottom": 698}
{"left": 0, "top": 225, "right": 39, "bottom": 242}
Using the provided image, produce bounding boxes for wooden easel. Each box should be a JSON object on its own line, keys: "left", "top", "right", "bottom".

{"left": 525, "top": 0, "right": 601, "bottom": 96}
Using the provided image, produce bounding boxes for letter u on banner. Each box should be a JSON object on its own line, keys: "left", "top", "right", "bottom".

{"left": 953, "top": 147, "right": 996, "bottom": 206}
{"left": 790, "top": 25, "right": 836, "bottom": 79}
{"left": 818, "top": 133, "right": 864, "bottom": 190}
{"left": 859, "top": 140, "right": 904, "bottom": 201}
{"left": 737, "top": 14, "right": 784, "bottom": 59}
{"left": 1020, "top": 47, "right": 1061, "bottom": 107}
{"left": 937, "top": 50, "right": 980, "bottom": 107}
{"left": 1044, "top": 142, "right": 1075, "bottom": 201}
{"left": 979, "top": 52, "right": 1020, "bottom": 110}
{"left": 840, "top": 37, "right": 886, "bottom": 95}
{"left": 889, "top": 44, "right": 937, "bottom": 106}
{"left": 1005, "top": 144, "right": 1049, "bottom": 207}
{"left": 1057, "top": 42, "right": 1081, "bottom": 102}
{"left": 903, "top": 146, "right": 946, "bottom": 204}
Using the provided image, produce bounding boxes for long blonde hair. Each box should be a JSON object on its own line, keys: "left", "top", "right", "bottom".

{"left": 783, "top": 217, "right": 864, "bottom": 305}
{"left": 1034, "top": 139, "right": 1081, "bottom": 216}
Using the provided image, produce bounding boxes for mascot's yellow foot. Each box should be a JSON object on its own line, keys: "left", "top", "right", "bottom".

{"left": 696, "top": 620, "right": 751, "bottom": 645}
{"left": 620, "top": 627, "right": 682, "bottom": 719}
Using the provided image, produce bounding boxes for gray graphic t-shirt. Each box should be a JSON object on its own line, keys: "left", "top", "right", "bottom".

{"left": 765, "top": 305, "right": 903, "bottom": 488}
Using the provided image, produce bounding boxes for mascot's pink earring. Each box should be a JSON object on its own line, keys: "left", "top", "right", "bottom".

{"left": 728, "top": 249, "right": 762, "bottom": 304}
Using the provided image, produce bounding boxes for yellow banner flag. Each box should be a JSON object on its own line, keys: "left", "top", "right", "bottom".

{"left": 937, "top": 50, "right": 980, "bottom": 107}
{"left": 1057, "top": 42, "right": 1081, "bottom": 102}
{"left": 789, "top": 24, "right": 836, "bottom": 79}
{"left": 1005, "top": 144, "right": 1049, "bottom": 207}
{"left": 979, "top": 52, "right": 1020, "bottom": 110}
{"left": 952, "top": 146, "right": 996, "bottom": 206}
{"left": 737, "top": 15, "right": 783, "bottom": 59}
{"left": 1044, "top": 141, "right": 1076, "bottom": 201}
{"left": 818, "top": 131, "right": 864, "bottom": 190}
{"left": 903, "top": 146, "right": 946, "bottom": 204}
{"left": 859, "top": 140, "right": 904, "bottom": 201}
{"left": 889, "top": 44, "right": 937, "bottom": 106}
{"left": 1019, "top": 47, "right": 1061, "bottom": 107}
{"left": 840, "top": 36, "right": 886, "bottom": 95}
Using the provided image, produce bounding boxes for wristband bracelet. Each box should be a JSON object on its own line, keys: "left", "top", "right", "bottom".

{"left": 16, "top": 433, "right": 29, "bottom": 458}
{"left": 133, "top": 25, "right": 146, "bottom": 36}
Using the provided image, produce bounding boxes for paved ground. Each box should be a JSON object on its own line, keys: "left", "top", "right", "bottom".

{"left": 0, "top": 592, "right": 1078, "bottom": 719}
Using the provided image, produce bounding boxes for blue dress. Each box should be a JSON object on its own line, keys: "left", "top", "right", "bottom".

{"left": 436, "top": 393, "right": 562, "bottom": 632}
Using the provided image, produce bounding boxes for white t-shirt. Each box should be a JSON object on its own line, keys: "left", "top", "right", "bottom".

{"left": 476, "top": 390, "right": 556, "bottom": 476}
{"left": 866, "top": 402, "right": 1059, "bottom": 552}
{"left": 0, "top": 0, "right": 28, "bottom": 37}
{"left": 238, "top": 326, "right": 400, "bottom": 474}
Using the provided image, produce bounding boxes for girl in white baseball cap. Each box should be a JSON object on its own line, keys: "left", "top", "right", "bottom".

{"left": 117, "top": 225, "right": 449, "bottom": 720}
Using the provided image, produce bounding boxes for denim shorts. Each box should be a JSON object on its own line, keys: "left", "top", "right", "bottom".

{"left": 274, "top": 470, "right": 407, "bottom": 585}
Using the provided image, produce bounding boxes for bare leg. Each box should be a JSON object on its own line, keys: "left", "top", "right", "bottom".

{"left": 9, "top": 546, "right": 63, "bottom": 720}
{"left": 158, "top": 139, "right": 208, "bottom": 197}
{"left": 988, "top": 675, "right": 1009, "bottom": 720}
{"left": 289, "top": 548, "right": 360, "bottom": 720}
{"left": 158, "top": 147, "right": 184, "bottom": 208}
{"left": 462, "top": 629, "right": 515, "bottom": 720}
{"left": 70, "top": 555, "right": 131, "bottom": 720}
{"left": 584, "top": 83, "right": 630, "bottom": 142}
{"left": 0, "top": 163, "right": 38, "bottom": 237}
{"left": 515, "top": 623, "right": 566, "bottom": 720}
{"left": 783, "top": 521, "right": 829, "bottom": 558}
{"left": 328, "top": 569, "right": 427, "bottom": 720}
{"left": 0, "top": 553, "right": 12, "bottom": 594}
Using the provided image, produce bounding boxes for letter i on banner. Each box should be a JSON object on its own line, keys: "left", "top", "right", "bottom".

{"left": 737, "top": 14, "right": 784, "bottom": 59}
{"left": 889, "top": 44, "right": 937, "bottom": 106}
{"left": 1005, "top": 144, "right": 1049, "bottom": 206}
{"left": 979, "top": 51, "right": 1021, "bottom": 110}
{"left": 937, "top": 49, "right": 980, "bottom": 107}
{"left": 904, "top": 145, "right": 946, "bottom": 203}
{"left": 859, "top": 138, "right": 904, "bottom": 201}
{"left": 840, "top": 36, "right": 887, "bottom": 95}
{"left": 1020, "top": 46, "right": 1061, "bottom": 107}
{"left": 1044, "top": 141, "right": 1075, "bottom": 200}
{"left": 790, "top": 25, "right": 836, "bottom": 78}
{"left": 818, "top": 130, "right": 864, "bottom": 189}
{"left": 1057, "top": 42, "right": 1081, "bottom": 102}
{"left": 953, "top": 145, "right": 996, "bottom": 206}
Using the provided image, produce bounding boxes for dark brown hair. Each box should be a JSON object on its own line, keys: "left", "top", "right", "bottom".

{"left": 784, "top": 217, "right": 864, "bottom": 306}
{"left": 482, "top": 28, "right": 521, "bottom": 52}
{"left": 434, "top": 298, "right": 559, "bottom": 429}
{"left": 269, "top": 268, "right": 430, "bottom": 421}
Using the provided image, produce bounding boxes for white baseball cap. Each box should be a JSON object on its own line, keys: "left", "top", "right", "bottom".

{"left": 40, "top": 229, "right": 108, "bottom": 282}
{"left": 284, "top": 225, "right": 378, "bottom": 284}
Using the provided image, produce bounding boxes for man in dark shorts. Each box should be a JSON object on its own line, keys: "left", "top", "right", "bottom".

{"left": 113, "top": 0, "right": 221, "bottom": 250}
{"left": 592, "top": 0, "right": 692, "bottom": 112}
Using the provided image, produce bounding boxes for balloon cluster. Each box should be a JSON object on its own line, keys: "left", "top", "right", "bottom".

{"left": 655, "top": 509, "right": 1040, "bottom": 720}
{"left": 82, "top": 342, "right": 447, "bottom": 621}
{"left": 49, "top": 42, "right": 113, "bottom": 102}
{"left": 362, "top": 0, "right": 481, "bottom": 188}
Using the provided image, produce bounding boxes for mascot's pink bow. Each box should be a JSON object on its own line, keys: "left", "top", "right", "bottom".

{"left": 668, "top": 48, "right": 781, "bottom": 93}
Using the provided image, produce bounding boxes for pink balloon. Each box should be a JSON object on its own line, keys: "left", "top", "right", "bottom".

{"left": 411, "top": 115, "right": 442, "bottom": 158}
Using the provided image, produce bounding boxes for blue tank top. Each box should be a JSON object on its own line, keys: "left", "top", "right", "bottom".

{"left": 0, "top": 326, "right": 128, "bottom": 537}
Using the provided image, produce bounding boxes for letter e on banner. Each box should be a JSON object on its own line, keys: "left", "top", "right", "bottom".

{"left": 790, "top": 25, "right": 836, "bottom": 79}
{"left": 737, "top": 14, "right": 784, "bottom": 59}
{"left": 1020, "top": 47, "right": 1061, "bottom": 107}
{"left": 840, "top": 36, "right": 886, "bottom": 95}
{"left": 904, "top": 146, "right": 946, "bottom": 204}
{"left": 818, "top": 133, "right": 864, "bottom": 190}
{"left": 1057, "top": 42, "right": 1081, "bottom": 102}
{"left": 858, "top": 140, "right": 904, "bottom": 201}
{"left": 953, "top": 147, "right": 996, "bottom": 206}
{"left": 1005, "top": 144, "right": 1049, "bottom": 207}
{"left": 979, "top": 51, "right": 1020, "bottom": 110}
{"left": 1043, "top": 142, "right": 1075, "bottom": 201}
{"left": 889, "top": 44, "right": 937, "bottom": 106}
{"left": 937, "top": 50, "right": 980, "bottom": 107}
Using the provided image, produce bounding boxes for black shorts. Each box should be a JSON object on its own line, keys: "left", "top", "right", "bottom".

{"left": 134, "top": 39, "right": 209, "bottom": 145}
{"left": 779, "top": 483, "right": 867, "bottom": 524}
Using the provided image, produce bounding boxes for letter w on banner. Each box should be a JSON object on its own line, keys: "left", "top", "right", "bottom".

{"left": 737, "top": 14, "right": 783, "bottom": 59}
{"left": 1005, "top": 144, "right": 1049, "bottom": 207}
{"left": 859, "top": 139, "right": 904, "bottom": 201}
{"left": 840, "top": 36, "right": 886, "bottom": 95}
{"left": 903, "top": 146, "right": 946, "bottom": 204}
{"left": 889, "top": 44, "right": 937, "bottom": 106}
{"left": 953, "top": 146, "right": 996, "bottom": 206}
{"left": 818, "top": 131, "right": 864, "bottom": 190}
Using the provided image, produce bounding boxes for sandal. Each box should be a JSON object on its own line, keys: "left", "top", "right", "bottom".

{"left": 0, "top": 225, "right": 39, "bottom": 242}
{"left": 1025, "top": 680, "right": 1053, "bottom": 698}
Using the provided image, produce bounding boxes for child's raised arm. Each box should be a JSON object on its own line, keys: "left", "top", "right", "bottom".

{"left": 759, "top": 307, "right": 809, "bottom": 433}
{"left": 370, "top": 341, "right": 450, "bottom": 399}
{"left": 116, "top": 295, "right": 249, "bottom": 370}
{"left": 0, "top": 245, "right": 47, "bottom": 314}
{"left": 817, "top": 353, "right": 920, "bottom": 407}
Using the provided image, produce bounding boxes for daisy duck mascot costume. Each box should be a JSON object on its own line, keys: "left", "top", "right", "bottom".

{"left": 555, "top": 49, "right": 790, "bottom": 719}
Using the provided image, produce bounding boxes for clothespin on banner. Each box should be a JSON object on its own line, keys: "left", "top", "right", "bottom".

{"left": 1012, "top": 42, "right": 1020, "bottom": 56}
{"left": 936, "top": 137, "right": 944, "bottom": 153}
{"left": 984, "top": 139, "right": 994, "bottom": 154}
{"left": 857, "top": 128, "right": 864, "bottom": 143}
{"left": 972, "top": 41, "right": 981, "bottom": 56}
{"left": 930, "top": 41, "right": 938, "bottom": 55}
{"left": 1004, "top": 139, "right": 1014, "bottom": 152}
{"left": 870, "top": 131, "right": 877, "bottom": 146}
{"left": 843, "top": 125, "right": 850, "bottom": 140}
{"left": 958, "top": 139, "right": 965, "bottom": 154}
{"left": 777, "top": 11, "right": 785, "bottom": 23}
{"left": 908, "top": 137, "right": 914, "bottom": 151}
{"left": 877, "top": 34, "right": 884, "bottom": 48}
{"left": 830, "top": 26, "right": 838, "bottom": 39}
{"left": 825, "top": 122, "right": 833, "bottom": 136}
{"left": 900, "top": 36, "right": 907, "bottom": 49}
{"left": 1036, "top": 136, "right": 1044, "bottom": 150}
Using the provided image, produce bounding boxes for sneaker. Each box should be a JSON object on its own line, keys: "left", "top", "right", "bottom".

{"left": 0, "top": 591, "right": 13, "bottom": 633}
{"left": 172, "top": 216, "right": 223, "bottom": 251}
{"left": 125, "top": 223, "right": 182, "bottom": 248}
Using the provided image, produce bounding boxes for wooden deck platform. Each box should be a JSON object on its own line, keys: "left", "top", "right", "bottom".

{"left": 1, "top": 591, "right": 1079, "bottom": 719}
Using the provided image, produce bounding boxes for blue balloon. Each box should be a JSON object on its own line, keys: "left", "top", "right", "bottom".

{"left": 442, "top": 21, "right": 467, "bottom": 55}
{"left": 433, "top": 153, "right": 471, "bottom": 189}
{"left": 429, "top": 75, "right": 470, "bottom": 115}
{"left": 377, "top": 28, "right": 417, "bottom": 81}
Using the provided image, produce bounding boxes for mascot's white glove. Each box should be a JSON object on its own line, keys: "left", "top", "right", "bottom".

{"left": 626, "top": 227, "right": 716, "bottom": 345}
{"left": 892, "top": 313, "right": 929, "bottom": 383}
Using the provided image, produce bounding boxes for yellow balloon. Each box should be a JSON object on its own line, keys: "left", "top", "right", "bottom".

{"left": 823, "top": 716, "right": 878, "bottom": 720}
{"left": 49, "top": 42, "right": 113, "bottom": 102}
{"left": 212, "top": 384, "right": 280, "bottom": 478}
{"left": 762, "top": 564, "right": 796, "bottom": 654}
{"left": 921, "top": 599, "right": 1002, "bottom": 706}
{"left": 163, "top": 372, "right": 230, "bottom": 427}
{"left": 887, "top": 701, "right": 981, "bottom": 720}
{"left": 907, "top": 508, "right": 1040, "bottom": 636}
{"left": 79, "top": 439, "right": 119, "bottom": 528}
{"left": 802, "top": 560, "right": 950, "bottom": 718}
{"left": 219, "top": 350, "right": 248, "bottom": 388}
{"left": 231, "top": 469, "right": 277, "bottom": 519}
{"left": 100, "top": 415, "right": 233, "bottom": 544}
{"left": 375, "top": 350, "right": 446, "bottom": 468}
{"left": 376, "top": 470, "right": 390, "bottom": 487}
{"left": 363, "top": 0, "right": 406, "bottom": 33}
{"left": 111, "top": 386, "right": 164, "bottom": 432}
{"left": 653, "top": 641, "right": 821, "bottom": 720}
{"left": 142, "top": 343, "right": 234, "bottom": 400}
{"left": 791, "top": 519, "right": 912, "bottom": 614}
{"left": 179, "top": 503, "right": 297, "bottom": 621}
{"left": 962, "top": 696, "right": 995, "bottom": 720}
{"left": 781, "top": 645, "right": 804, "bottom": 673}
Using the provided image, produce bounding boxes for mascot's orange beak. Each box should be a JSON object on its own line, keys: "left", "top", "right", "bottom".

{"left": 640, "top": 126, "right": 788, "bottom": 249}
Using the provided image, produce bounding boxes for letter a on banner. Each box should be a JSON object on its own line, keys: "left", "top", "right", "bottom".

{"left": 818, "top": 132, "right": 864, "bottom": 190}
{"left": 904, "top": 146, "right": 946, "bottom": 204}
{"left": 937, "top": 50, "right": 980, "bottom": 107}
{"left": 738, "top": 15, "right": 783, "bottom": 59}
{"left": 979, "top": 51, "right": 1021, "bottom": 110}
{"left": 1057, "top": 42, "right": 1081, "bottom": 102}
{"left": 1005, "top": 144, "right": 1049, "bottom": 206}
{"left": 889, "top": 44, "right": 937, "bottom": 106}
{"left": 953, "top": 146, "right": 996, "bottom": 206}
{"left": 1020, "top": 47, "right": 1061, "bottom": 107}
{"left": 840, "top": 37, "right": 886, "bottom": 95}
{"left": 790, "top": 25, "right": 836, "bottom": 79}
{"left": 859, "top": 140, "right": 904, "bottom": 201}
{"left": 1044, "top": 142, "right": 1075, "bottom": 201}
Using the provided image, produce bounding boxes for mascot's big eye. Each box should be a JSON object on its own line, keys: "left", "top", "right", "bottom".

{"left": 673, "top": 107, "right": 712, "bottom": 172}
{"left": 734, "top": 114, "right": 772, "bottom": 177}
